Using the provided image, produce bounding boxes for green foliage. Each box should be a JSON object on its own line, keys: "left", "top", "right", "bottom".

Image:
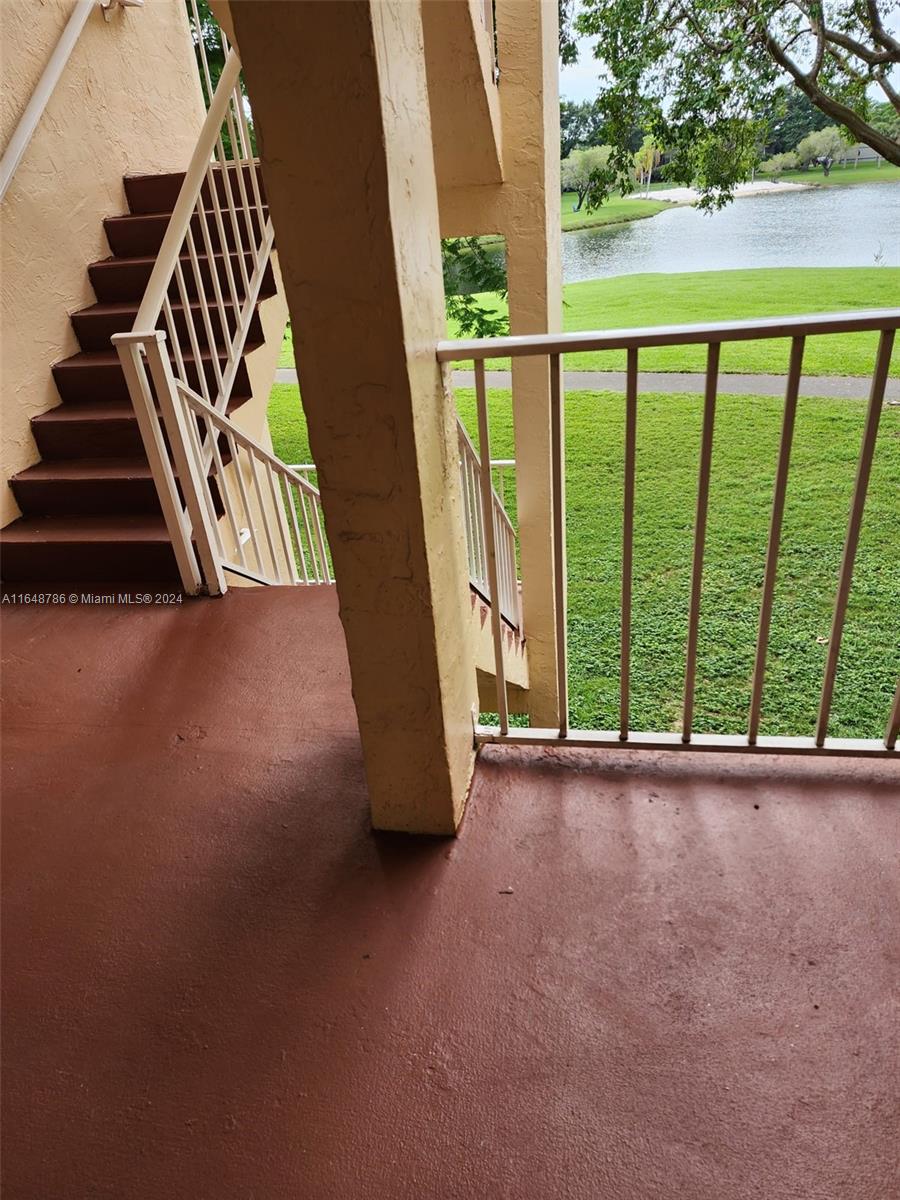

{"left": 574, "top": 0, "right": 900, "bottom": 210}
{"left": 441, "top": 238, "right": 509, "bottom": 340}
{"left": 868, "top": 100, "right": 900, "bottom": 143}
{"left": 759, "top": 151, "right": 799, "bottom": 178}
{"left": 795, "top": 126, "right": 852, "bottom": 170}
{"left": 560, "top": 98, "right": 609, "bottom": 157}
{"left": 764, "top": 88, "right": 831, "bottom": 154}
{"left": 560, "top": 145, "right": 613, "bottom": 210}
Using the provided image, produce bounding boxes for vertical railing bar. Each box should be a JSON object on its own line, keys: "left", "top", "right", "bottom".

{"left": 620, "top": 346, "right": 638, "bottom": 740}
{"left": 310, "top": 492, "right": 331, "bottom": 583}
{"left": 184, "top": 224, "right": 224, "bottom": 400}
{"left": 285, "top": 484, "right": 310, "bottom": 584}
{"left": 188, "top": 0, "right": 214, "bottom": 101}
{"left": 682, "top": 341, "right": 720, "bottom": 742}
{"left": 459, "top": 448, "right": 476, "bottom": 581}
{"left": 173, "top": 258, "right": 211, "bottom": 407}
{"left": 187, "top": 406, "right": 228, "bottom": 562}
{"left": 815, "top": 328, "right": 895, "bottom": 745}
{"left": 209, "top": 427, "right": 245, "bottom": 568}
{"left": 297, "top": 487, "right": 321, "bottom": 583}
{"left": 550, "top": 353, "right": 569, "bottom": 737}
{"left": 475, "top": 360, "right": 509, "bottom": 733}
{"left": 747, "top": 336, "right": 804, "bottom": 744}
{"left": 233, "top": 85, "right": 266, "bottom": 235}
{"left": 225, "top": 430, "right": 263, "bottom": 577}
{"left": 162, "top": 296, "right": 187, "bottom": 388}
{"left": 203, "top": 162, "right": 241, "bottom": 312}
{"left": 212, "top": 131, "right": 251, "bottom": 294}
{"left": 221, "top": 96, "right": 257, "bottom": 265}
{"left": 193, "top": 184, "right": 234, "bottom": 361}
{"left": 885, "top": 678, "right": 900, "bottom": 750}
{"left": 247, "top": 450, "right": 279, "bottom": 578}
{"left": 268, "top": 464, "right": 299, "bottom": 584}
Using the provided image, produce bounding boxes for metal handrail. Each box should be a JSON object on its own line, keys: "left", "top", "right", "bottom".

{"left": 437, "top": 309, "right": 900, "bottom": 361}
{"left": 441, "top": 312, "right": 900, "bottom": 752}
{"left": 0, "top": 0, "right": 141, "bottom": 203}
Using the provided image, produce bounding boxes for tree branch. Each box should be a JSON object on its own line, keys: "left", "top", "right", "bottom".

{"left": 866, "top": 0, "right": 900, "bottom": 56}
{"left": 765, "top": 30, "right": 900, "bottom": 163}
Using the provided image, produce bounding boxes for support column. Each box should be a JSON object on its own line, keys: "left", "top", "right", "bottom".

{"left": 497, "top": 0, "right": 563, "bottom": 726}
{"left": 231, "top": 0, "right": 478, "bottom": 833}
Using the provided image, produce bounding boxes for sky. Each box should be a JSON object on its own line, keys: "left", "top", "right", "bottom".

{"left": 559, "top": 25, "right": 900, "bottom": 106}
{"left": 559, "top": 36, "right": 600, "bottom": 103}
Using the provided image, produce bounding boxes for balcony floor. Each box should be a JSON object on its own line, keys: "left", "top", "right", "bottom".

{"left": 2, "top": 586, "right": 898, "bottom": 1199}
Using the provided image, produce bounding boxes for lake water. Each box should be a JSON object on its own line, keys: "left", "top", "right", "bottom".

{"left": 562, "top": 183, "right": 900, "bottom": 283}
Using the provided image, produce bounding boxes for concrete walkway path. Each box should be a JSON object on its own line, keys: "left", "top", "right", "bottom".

{"left": 275, "top": 366, "right": 899, "bottom": 401}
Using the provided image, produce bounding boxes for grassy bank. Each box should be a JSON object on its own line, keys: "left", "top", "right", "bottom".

{"left": 561, "top": 190, "right": 668, "bottom": 231}
{"left": 780, "top": 160, "right": 900, "bottom": 188}
{"left": 444, "top": 267, "right": 900, "bottom": 375}
{"left": 268, "top": 381, "right": 899, "bottom": 738}
{"left": 280, "top": 267, "right": 899, "bottom": 373}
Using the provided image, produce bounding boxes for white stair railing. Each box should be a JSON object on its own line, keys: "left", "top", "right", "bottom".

{"left": 457, "top": 418, "right": 520, "bottom": 629}
{"left": 111, "top": 11, "right": 329, "bottom": 595}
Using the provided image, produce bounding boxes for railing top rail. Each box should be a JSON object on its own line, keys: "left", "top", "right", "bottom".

{"left": 175, "top": 379, "right": 324, "bottom": 500}
{"left": 436, "top": 308, "right": 900, "bottom": 362}
{"left": 131, "top": 48, "right": 242, "bottom": 331}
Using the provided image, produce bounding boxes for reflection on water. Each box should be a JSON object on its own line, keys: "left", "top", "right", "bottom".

{"left": 562, "top": 183, "right": 900, "bottom": 283}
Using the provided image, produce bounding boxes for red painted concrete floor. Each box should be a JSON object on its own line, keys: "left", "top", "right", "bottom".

{"left": 2, "top": 587, "right": 898, "bottom": 1200}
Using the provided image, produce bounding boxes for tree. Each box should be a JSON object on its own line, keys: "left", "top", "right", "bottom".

{"left": 764, "top": 88, "right": 830, "bottom": 154}
{"left": 560, "top": 98, "right": 609, "bottom": 157}
{"left": 759, "top": 150, "right": 799, "bottom": 178}
{"left": 633, "top": 135, "right": 661, "bottom": 197}
{"left": 869, "top": 99, "right": 900, "bottom": 143}
{"left": 561, "top": 145, "right": 613, "bottom": 210}
{"left": 574, "top": 0, "right": 900, "bottom": 210}
{"left": 795, "top": 125, "right": 851, "bottom": 173}
{"left": 441, "top": 238, "right": 509, "bottom": 339}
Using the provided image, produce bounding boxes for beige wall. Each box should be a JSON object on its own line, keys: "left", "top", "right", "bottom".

{"left": 1, "top": 0, "right": 206, "bottom": 527}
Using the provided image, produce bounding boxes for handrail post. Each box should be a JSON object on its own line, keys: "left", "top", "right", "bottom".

{"left": 140, "top": 331, "right": 228, "bottom": 596}
{"left": 111, "top": 333, "right": 203, "bottom": 595}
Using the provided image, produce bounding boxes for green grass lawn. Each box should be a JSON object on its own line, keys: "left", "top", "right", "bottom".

{"left": 281, "top": 269, "right": 898, "bottom": 374}
{"left": 561, "top": 189, "right": 668, "bottom": 231}
{"left": 444, "top": 267, "right": 900, "bottom": 375}
{"left": 780, "top": 160, "right": 900, "bottom": 188}
{"left": 269, "top": 381, "right": 899, "bottom": 740}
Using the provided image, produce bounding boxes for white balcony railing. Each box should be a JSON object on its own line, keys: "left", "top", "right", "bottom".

{"left": 438, "top": 309, "right": 900, "bottom": 754}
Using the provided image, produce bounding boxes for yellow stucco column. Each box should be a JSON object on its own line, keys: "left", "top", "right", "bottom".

{"left": 230, "top": 0, "right": 478, "bottom": 834}
{"left": 497, "top": 0, "right": 563, "bottom": 727}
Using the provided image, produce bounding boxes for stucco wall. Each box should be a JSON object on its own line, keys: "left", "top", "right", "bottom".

{"left": 1, "top": 0, "right": 206, "bottom": 527}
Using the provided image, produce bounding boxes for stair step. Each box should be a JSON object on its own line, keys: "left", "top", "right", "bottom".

{"left": 32, "top": 389, "right": 253, "bottom": 459}
{"left": 124, "top": 166, "right": 268, "bottom": 215}
{"left": 10, "top": 458, "right": 159, "bottom": 517}
{"left": 71, "top": 298, "right": 264, "bottom": 352}
{"left": 88, "top": 250, "right": 277, "bottom": 305}
{"left": 104, "top": 206, "right": 268, "bottom": 258}
{"left": 52, "top": 344, "right": 261, "bottom": 405}
{"left": 0, "top": 515, "right": 181, "bottom": 584}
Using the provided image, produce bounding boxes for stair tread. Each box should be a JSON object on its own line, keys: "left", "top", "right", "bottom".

{"left": 89, "top": 248, "right": 262, "bottom": 270}
{"left": 73, "top": 298, "right": 246, "bottom": 319}
{"left": 13, "top": 457, "right": 152, "bottom": 483}
{"left": 33, "top": 392, "right": 251, "bottom": 421}
{"left": 54, "top": 341, "right": 264, "bottom": 369}
{"left": 1, "top": 514, "right": 172, "bottom": 543}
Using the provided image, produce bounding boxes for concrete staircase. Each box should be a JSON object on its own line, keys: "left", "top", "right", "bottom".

{"left": 1, "top": 172, "right": 276, "bottom": 584}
